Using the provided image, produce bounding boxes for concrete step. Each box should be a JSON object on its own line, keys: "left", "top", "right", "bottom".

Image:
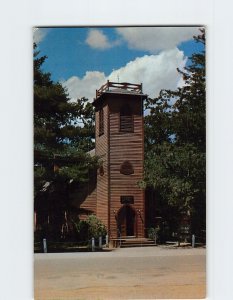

{"left": 120, "top": 243, "right": 157, "bottom": 248}
{"left": 120, "top": 238, "right": 156, "bottom": 248}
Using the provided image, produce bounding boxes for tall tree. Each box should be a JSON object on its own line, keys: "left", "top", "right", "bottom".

{"left": 143, "top": 28, "right": 206, "bottom": 239}
{"left": 34, "top": 44, "right": 98, "bottom": 240}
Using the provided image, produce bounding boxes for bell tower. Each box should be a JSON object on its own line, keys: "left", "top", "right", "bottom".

{"left": 93, "top": 81, "right": 147, "bottom": 239}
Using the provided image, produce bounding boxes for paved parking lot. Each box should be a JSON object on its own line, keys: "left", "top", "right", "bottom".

{"left": 34, "top": 246, "right": 206, "bottom": 299}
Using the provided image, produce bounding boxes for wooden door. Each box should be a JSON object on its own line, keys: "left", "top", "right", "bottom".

{"left": 118, "top": 205, "right": 135, "bottom": 237}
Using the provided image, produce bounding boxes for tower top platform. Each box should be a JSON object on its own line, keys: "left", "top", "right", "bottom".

{"left": 94, "top": 81, "right": 146, "bottom": 101}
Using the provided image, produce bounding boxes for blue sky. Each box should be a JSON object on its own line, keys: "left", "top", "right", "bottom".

{"left": 34, "top": 27, "right": 203, "bottom": 101}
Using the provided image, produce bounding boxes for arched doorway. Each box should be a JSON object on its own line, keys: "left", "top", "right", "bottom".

{"left": 118, "top": 205, "right": 136, "bottom": 237}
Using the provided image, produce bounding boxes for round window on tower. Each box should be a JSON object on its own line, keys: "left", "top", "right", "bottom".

{"left": 120, "top": 161, "right": 134, "bottom": 175}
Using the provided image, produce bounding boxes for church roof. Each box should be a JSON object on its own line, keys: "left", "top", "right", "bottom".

{"left": 87, "top": 148, "right": 95, "bottom": 157}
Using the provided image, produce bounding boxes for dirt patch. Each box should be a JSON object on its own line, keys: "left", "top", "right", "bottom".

{"left": 35, "top": 247, "right": 206, "bottom": 300}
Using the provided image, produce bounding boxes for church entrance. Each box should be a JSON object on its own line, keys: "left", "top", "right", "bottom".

{"left": 118, "top": 205, "right": 136, "bottom": 237}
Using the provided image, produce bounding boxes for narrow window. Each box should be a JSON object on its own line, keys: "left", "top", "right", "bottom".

{"left": 120, "top": 104, "right": 133, "bottom": 132}
{"left": 99, "top": 108, "right": 104, "bottom": 135}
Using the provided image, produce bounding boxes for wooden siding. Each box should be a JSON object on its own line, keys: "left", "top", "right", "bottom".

{"left": 79, "top": 188, "right": 97, "bottom": 217}
{"left": 69, "top": 172, "right": 97, "bottom": 219}
{"left": 95, "top": 104, "right": 109, "bottom": 229}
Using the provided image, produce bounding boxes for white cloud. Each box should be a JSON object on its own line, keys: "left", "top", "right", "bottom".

{"left": 62, "top": 71, "right": 106, "bottom": 101}
{"left": 116, "top": 27, "right": 199, "bottom": 53}
{"left": 33, "top": 28, "right": 48, "bottom": 44}
{"left": 62, "top": 48, "right": 187, "bottom": 101}
{"left": 85, "top": 29, "right": 120, "bottom": 50}
{"left": 108, "top": 48, "right": 187, "bottom": 98}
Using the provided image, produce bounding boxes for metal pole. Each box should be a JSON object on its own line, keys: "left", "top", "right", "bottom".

{"left": 43, "top": 238, "right": 47, "bottom": 253}
{"left": 106, "top": 234, "right": 109, "bottom": 247}
{"left": 92, "top": 237, "right": 95, "bottom": 252}
{"left": 192, "top": 234, "right": 195, "bottom": 248}
{"left": 99, "top": 236, "right": 102, "bottom": 248}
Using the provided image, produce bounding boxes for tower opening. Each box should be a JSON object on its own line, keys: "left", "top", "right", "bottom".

{"left": 120, "top": 104, "right": 133, "bottom": 132}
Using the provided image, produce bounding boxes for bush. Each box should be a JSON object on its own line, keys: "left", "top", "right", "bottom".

{"left": 147, "top": 227, "right": 159, "bottom": 240}
{"left": 86, "top": 214, "right": 107, "bottom": 239}
{"left": 73, "top": 215, "right": 107, "bottom": 241}
{"left": 74, "top": 219, "right": 89, "bottom": 241}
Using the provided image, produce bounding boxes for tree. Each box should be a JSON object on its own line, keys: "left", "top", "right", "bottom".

{"left": 34, "top": 44, "right": 98, "bottom": 241}
{"left": 143, "top": 28, "right": 206, "bottom": 239}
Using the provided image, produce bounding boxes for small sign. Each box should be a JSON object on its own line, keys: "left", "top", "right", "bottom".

{"left": 120, "top": 196, "right": 134, "bottom": 204}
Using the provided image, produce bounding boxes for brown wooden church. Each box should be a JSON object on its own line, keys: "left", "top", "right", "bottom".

{"left": 77, "top": 81, "right": 147, "bottom": 239}
{"left": 35, "top": 81, "right": 152, "bottom": 241}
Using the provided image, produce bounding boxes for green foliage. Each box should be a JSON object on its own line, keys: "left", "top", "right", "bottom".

{"left": 34, "top": 44, "right": 99, "bottom": 242}
{"left": 147, "top": 227, "right": 159, "bottom": 240}
{"left": 74, "top": 215, "right": 107, "bottom": 241}
{"left": 73, "top": 219, "right": 89, "bottom": 241}
{"left": 34, "top": 46, "right": 95, "bottom": 152}
{"left": 85, "top": 215, "right": 107, "bottom": 238}
{"left": 143, "top": 28, "right": 206, "bottom": 236}
{"left": 144, "top": 143, "right": 205, "bottom": 207}
{"left": 34, "top": 43, "right": 98, "bottom": 194}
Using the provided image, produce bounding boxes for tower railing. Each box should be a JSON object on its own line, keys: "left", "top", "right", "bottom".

{"left": 95, "top": 81, "right": 143, "bottom": 98}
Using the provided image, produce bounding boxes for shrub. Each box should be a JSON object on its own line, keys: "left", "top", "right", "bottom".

{"left": 73, "top": 215, "right": 107, "bottom": 241}
{"left": 147, "top": 227, "right": 159, "bottom": 240}
{"left": 86, "top": 214, "right": 107, "bottom": 239}
{"left": 74, "top": 219, "right": 89, "bottom": 241}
